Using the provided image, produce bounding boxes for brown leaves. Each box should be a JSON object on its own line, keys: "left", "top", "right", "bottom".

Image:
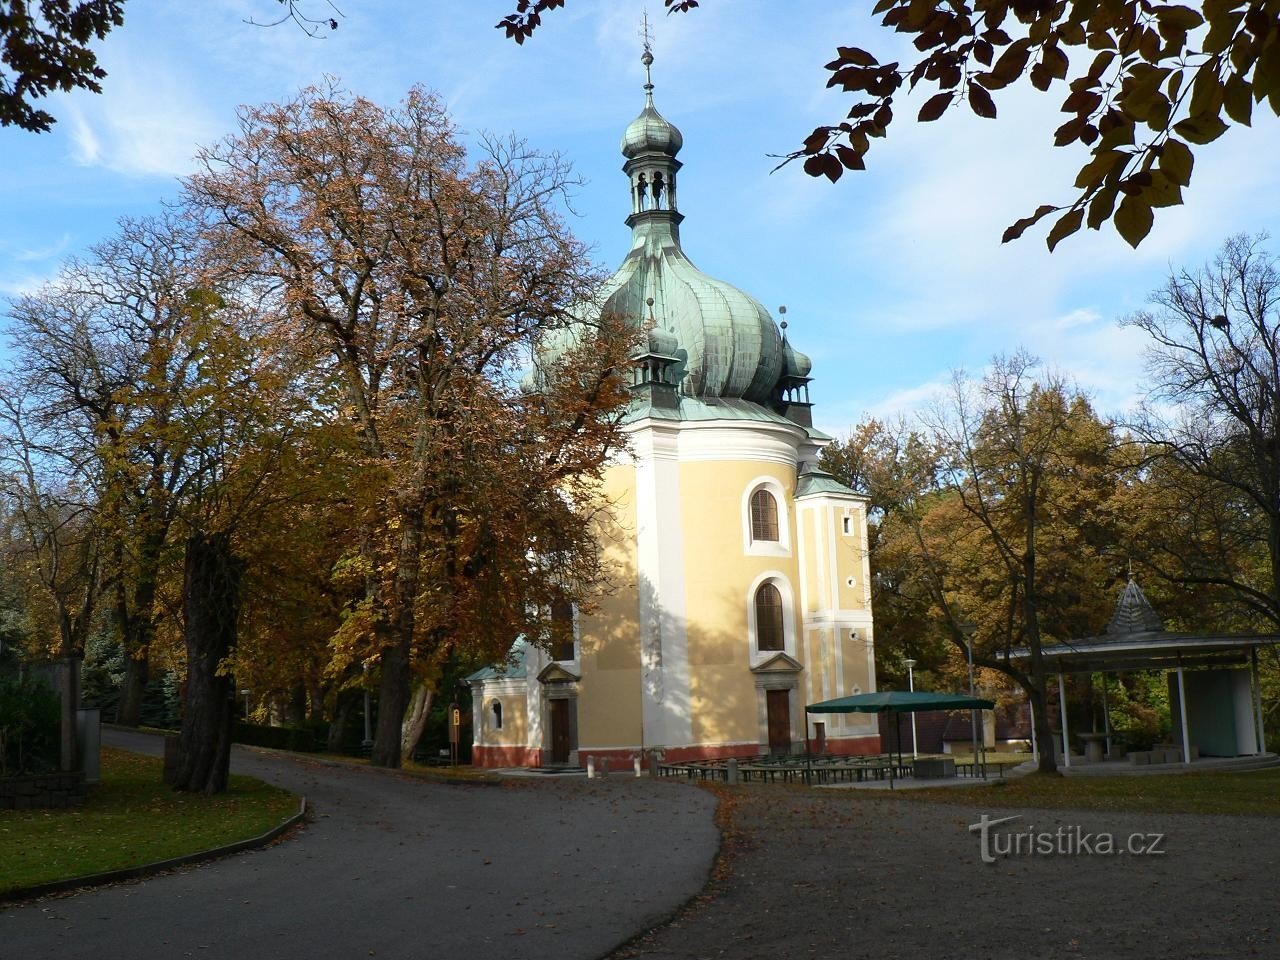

{"left": 918, "top": 91, "right": 954, "bottom": 121}
{"left": 803, "top": 152, "right": 844, "bottom": 182}
{"left": 1115, "top": 193, "right": 1155, "bottom": 247}
{"left": 1001, "top": 204, "right": 1058, "bottom": 244}
{"left": 0, "top": 0, "right": 125, "bottom": 132}
{"left": 502, "top": 0, "right": 1276, "bottom": 250}
{"left": 968, "top": 81, "right": 997, "bottom": 118}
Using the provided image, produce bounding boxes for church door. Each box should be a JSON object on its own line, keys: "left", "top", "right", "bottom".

{"left": 766, "top": 689, "right": 792, "bottom": 756}
{"left": 549, "top": 699, "right": 574, "bottom": 764}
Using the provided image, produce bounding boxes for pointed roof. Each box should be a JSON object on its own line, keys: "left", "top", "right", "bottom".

{"left": 1002, "top": 574, "right": 1280, "bottom": 672}
{"left": 466, "top": 638, "right": 530, "bottom": 682}
{"left": 1106, "top": 577, "right": 1165, "bottom": 636}
{"left": 794, "top": 462, "right": 863, "bottom": 499}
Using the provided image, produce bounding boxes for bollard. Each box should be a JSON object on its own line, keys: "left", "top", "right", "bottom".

{"left": 726, "top": 757, "right": 739, "bottom": 785}
{"left": 600, "top": 757, "right": 610, "bottom": 777}
{"left": 586, "top": 756, "right": 595, "bottom": 779}
{"left": 634, "top": 755, "right": 642, "bottom": 778}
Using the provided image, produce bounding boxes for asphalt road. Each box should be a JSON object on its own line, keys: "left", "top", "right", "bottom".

{"left": 2, "top": 730, "right": 720, "bottom": 960}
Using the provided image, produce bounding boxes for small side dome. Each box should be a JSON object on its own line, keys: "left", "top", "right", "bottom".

{"left": 782, "top": 342, "right": 812, "bottom": 379}
{"left": 621, "top": 100, "right": 683, "bottom": 159}
{"left": 639, "top": 325, "right": 680, "bottom": 358}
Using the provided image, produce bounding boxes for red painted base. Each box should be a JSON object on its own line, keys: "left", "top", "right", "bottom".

{"left": 822, "top": 735, "right": 883, "bottom": 756}
{"left": 471, "top": 745, "right": 541, "bottom": 768}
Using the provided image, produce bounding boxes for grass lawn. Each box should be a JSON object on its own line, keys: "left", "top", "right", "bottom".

{"left": 0, "top": 747, "right": 299, "bottom": 895}
{"left": 908, "top": 767, "right": 1280, "bottom": 817}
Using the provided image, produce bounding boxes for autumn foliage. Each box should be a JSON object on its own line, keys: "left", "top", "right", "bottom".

{"left": 503, "top": 0, "right": 1280, "bottom": 250}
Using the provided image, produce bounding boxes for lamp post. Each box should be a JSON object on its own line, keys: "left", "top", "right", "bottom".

{"left": 904, "top": 658, "right": 918, "bottom": 758}
{"left": 239, "top": 688, "right": 251, "bottom": 720}
{"left": 959, "top": 623, "right": 982, "bottom": 777}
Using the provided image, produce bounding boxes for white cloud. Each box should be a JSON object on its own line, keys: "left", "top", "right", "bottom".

{"left": 9, "top": 233, "right": 73, "bottom": 263}
{"left": 66, "top": 104, "right": 101, "bottom": 166}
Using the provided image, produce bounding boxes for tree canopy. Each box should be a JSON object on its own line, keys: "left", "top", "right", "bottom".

{"left": 501, "top": 0, "right": 1280, "bottom": 250}
{"left": 0, "top": 0, "right": 123, "bottom": 131}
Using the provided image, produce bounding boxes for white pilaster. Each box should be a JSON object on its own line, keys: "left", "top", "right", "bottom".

{"left": 632, "top": 423, "right": 692, "bottom": 749}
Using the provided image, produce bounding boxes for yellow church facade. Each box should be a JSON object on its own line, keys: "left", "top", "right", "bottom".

{"left": 468, "top": 50, "right": 878, "bottom": 768}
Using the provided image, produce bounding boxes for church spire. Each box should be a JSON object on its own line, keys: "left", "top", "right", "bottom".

{"left": 641, "top": 9, "right": 655, "bottom": 95}
{"left": 620, "top": 28, "right": 683, "bottom": 222}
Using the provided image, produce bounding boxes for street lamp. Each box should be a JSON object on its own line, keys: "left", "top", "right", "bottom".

{"left": 904, "top": 658, "right": 918, "bottom": 758}
{"left": 959, "top": 623, "right": 982, "bottom": 778}
{"left": 239, "top": 688, "right": 251, "bottom": 719}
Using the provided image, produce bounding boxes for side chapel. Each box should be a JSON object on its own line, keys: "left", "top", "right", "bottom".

{"left": 468, "top": 47, "right": 879, "bottom": 767}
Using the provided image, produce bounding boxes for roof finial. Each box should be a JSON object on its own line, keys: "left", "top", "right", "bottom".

{"left": 778, "top": 305, "right": 788, "bottom": 338}
{"left": 639, "top": 9, "right": 655, "bottom": 94}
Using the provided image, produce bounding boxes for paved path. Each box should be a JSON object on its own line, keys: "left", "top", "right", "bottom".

{"left": 2, "top": 730, "right": 719, "bottom": 960}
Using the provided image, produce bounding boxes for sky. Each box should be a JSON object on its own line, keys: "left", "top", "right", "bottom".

{"left": 2, "top": 0, "right": 1279, "bottom": 438}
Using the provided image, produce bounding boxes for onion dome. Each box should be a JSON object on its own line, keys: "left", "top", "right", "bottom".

{"left": 621, "top": 50, "right": 684, "bottom": 159}
{"left": 782, "top": 340, "right": 813, "bottom": 380}
{"left": 600, "top": 225, "right": 784, "bottom": 402}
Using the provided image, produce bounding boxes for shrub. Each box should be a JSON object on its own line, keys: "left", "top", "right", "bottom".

{"left": 234, "top": 721, "right": 326, "bottom": 753}
{"left": 0, "top": 674, "right": 61, "bottom": 777}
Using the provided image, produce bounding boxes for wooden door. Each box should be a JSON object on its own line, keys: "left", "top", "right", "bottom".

{"left": 549, "top": 699, "right": 573, "bottom": 764}
{"left": 766, "top": 689, "right": 792, "bottom": 756}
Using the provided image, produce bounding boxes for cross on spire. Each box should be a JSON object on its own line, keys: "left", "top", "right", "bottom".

{"left": 639, "top": 9, "right": 655, "bottom": 91}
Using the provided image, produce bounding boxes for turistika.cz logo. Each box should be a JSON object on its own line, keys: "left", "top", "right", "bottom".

{"left": 968, "top": 814, "right": 1167, "bottom": 864}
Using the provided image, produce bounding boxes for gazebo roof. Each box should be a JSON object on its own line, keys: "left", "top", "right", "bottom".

{"left": 1004, "top": 577, "right": 1280, "bottom": 673}
{"left": 1106, "top": 577, "right": 1165, "bottom": 635}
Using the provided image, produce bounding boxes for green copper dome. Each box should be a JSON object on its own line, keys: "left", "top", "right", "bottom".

{"left": 530, "top": 46, "right": 817, "bottom": 424}
{"left": 600, "top": 214, "right": 784, "bottom": 402}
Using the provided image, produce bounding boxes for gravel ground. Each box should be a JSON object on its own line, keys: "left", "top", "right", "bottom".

{"left": 613, "top": 785, "right": 1279, "bottom": 960}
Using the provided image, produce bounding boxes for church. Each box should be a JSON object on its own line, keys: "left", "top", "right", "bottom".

{"left": 468, "top": 47, "right": 879, "bottom": 768}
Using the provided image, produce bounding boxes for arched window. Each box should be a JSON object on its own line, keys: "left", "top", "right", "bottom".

{"left": 490, "top": 700, "right": 503, "bottom": 731}
{"left": 754, "top": 583, "right": 785, "bottom": 652}
{"left": 750, "top": 489, "right": 779, "bottom": 542}
{"left": 550, "top": 599, "right": 576, "bottom": 661}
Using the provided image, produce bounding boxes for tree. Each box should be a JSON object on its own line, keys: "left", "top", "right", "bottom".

{"left": 5, "top": 217, "right": 221, "bottom": 726}
{"left": 0, "top": 381, "right": 103, "bottom": 770}
{"left": 825, "top": 358, "right": 1124, "bottom": 773}
{"left": 5, "top": 213, "right": 329, "bottom": 792}
{"left": 928, "top": 356, "right": 1127, "bottom": 772}
{"left": 0, "top": 0, "right": 123, "bottom": 131}
{"left": 1125, "top": 233, "right": 1280, "bottom": 627}
{"left": 185, "top": 82, "right": 632, "bottom": 768}
{"left": 501, "top": 0, "right": 1280, "bottom": 249}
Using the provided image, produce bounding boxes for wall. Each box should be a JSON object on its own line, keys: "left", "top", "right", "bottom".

{"left": 0, "top": 771, "right": 86, "bottom": 809}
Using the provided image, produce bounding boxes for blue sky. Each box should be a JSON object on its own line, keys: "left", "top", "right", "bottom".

{"left": 3, "top": 1, "right": 1279, "bottom": 437}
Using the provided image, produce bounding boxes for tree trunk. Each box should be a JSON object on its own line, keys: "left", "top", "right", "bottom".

{"left": 328, "top": 693, "right": 354, "bottom": 753}
{"left": 115, "top": 526, "right": 163, "bottom": 727}
{"left": 172, "top": 532, "right": 244, "bottom": 794}
{"left": 1024, "top": 483, "right": 1059, "bottom": 776}
{"left": 59, "top": 656, "right": 81, "bottom": 772}
{"left": 401, "top": 684, "right": 434, "bottom": 760}
{"left": 370, "top": 502, "right": 424, "bottom": 769}
{"left": 117, "top": 651, "right": 149, "bottom": 726}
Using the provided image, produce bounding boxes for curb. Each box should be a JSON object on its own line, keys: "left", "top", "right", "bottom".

{"left": 0, "top": 796, "right": 308, "bottom": 906}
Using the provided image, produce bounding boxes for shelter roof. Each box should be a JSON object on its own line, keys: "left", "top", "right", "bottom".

{"left": 806, "top": 690, "right": 995, "bottom": 713}
{"left": 1004, "top": 577, "right": 1280, "bottom": 673}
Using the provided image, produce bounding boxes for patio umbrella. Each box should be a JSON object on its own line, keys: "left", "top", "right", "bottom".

{"left": 806, "top": 691, "right": 996, "bottom": 788}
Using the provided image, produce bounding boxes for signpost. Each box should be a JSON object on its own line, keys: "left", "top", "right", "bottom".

{"left": 449, "top": 703, "right": 461, "bottom": 766}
